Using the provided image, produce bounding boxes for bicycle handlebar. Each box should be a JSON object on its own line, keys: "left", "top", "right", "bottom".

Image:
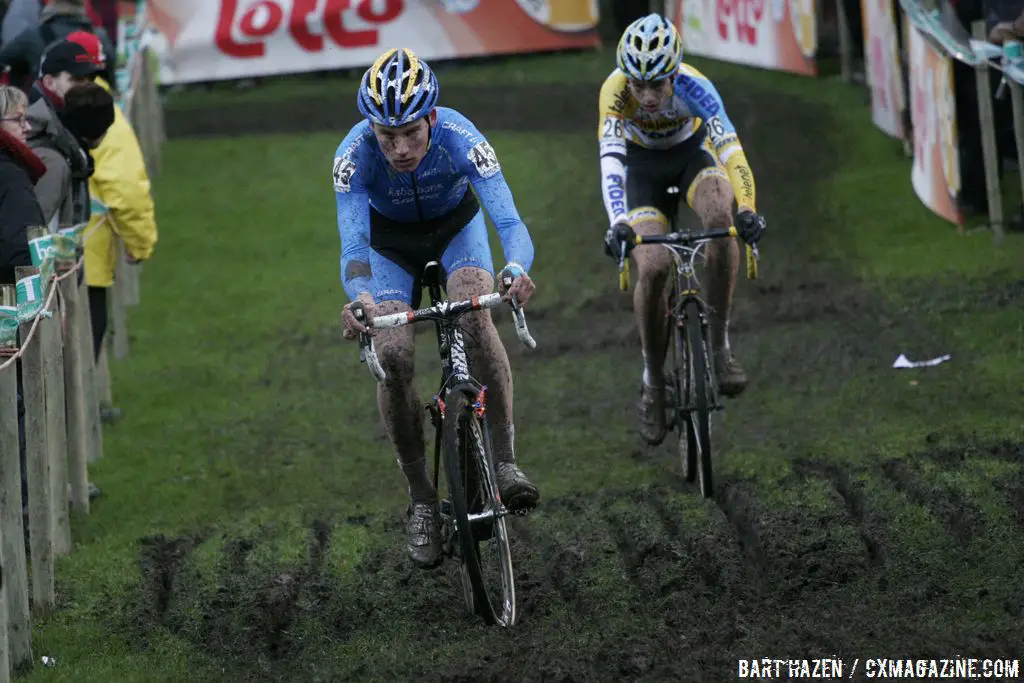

{"left": 349, "top": 284, "right": 536, "bottom": 383}
{"left": 616, "top": 225, "right": 760, "bottom": 292}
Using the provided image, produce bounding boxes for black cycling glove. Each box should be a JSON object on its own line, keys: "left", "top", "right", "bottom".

{"left": 735, "top": 210, "right": 767, "bottom": 245}
{"left": 603, "top": 221, "right": 636, "bottom": 260}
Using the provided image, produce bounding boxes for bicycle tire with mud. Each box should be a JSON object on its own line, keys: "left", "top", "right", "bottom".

{"left": 684, "top": 300, "right": 714, "bottom": 497}
{"left": 441, "top": 388, "right": 516, "bottom": 626}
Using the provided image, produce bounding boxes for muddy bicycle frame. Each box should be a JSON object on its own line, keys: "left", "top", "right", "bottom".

{"left": 616, "top": 185, "right": 759, "bottom": 497}
{"left": 349, "top": 261, "right": 536, "bottom": 625}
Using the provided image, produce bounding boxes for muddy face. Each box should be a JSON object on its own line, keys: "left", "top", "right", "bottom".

{"left": 627, "top": 77, "right": 673, "bottom": 113}
{"left": 371, "top": 112, "right": 434, "bottom": 173}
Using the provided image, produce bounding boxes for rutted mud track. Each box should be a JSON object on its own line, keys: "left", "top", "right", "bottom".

{"left": 126, "top": 441, "right": 1023, "bottom": 681}
{"left": 143, "top": 72, "right": 1024, "bottom": 680}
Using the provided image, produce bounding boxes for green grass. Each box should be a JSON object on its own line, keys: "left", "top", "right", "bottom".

{"left": 162, "top": 47, "right": 612, "bottom": 110}
{"left": 23, "top": 48, "right": 1024, "bottom": 681}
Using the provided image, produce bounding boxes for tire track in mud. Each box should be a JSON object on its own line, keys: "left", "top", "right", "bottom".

{"left": 792, "top": 459, "right": 886, "bottom": 569}
{"left": 880, "top": 458, "right": 985, "bottom": 546}
{"left": 711, "top": 483, "right": 769, "bottom": 591}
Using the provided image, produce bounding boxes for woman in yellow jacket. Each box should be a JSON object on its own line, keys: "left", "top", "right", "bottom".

{"left": 83, "top": 72, "right": 157, "bottom": 359}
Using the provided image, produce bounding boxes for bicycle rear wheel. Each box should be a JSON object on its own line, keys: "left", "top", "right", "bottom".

{"left": 442, "top": 388, "right": 516, "bottom": 626}
{"left": 683, "top": 300, "right": 714, "bottom": 497}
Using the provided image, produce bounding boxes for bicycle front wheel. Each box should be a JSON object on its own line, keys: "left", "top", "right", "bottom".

{"left": 441, "top": 388, "right": 516, "bottom": 626}
{"left": 672, "top": 316, "right": 697, "bottom": 483}
{"left": 683, "top": 300, "right": 714, "bottom": 498}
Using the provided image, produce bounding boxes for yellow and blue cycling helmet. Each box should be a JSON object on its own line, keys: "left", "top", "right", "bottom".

{"left": 357, "top": 48, "right": 439, "bottom": 128}
{"left": 616, "top": 13, "right": 683, "bottom": 81}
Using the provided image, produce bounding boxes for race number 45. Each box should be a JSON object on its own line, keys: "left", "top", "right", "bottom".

{"left": 468, "top": 141, "right": 501, "bottom": 179}
{"left": 333, "top": 156, "right": 356, "bottom": 192}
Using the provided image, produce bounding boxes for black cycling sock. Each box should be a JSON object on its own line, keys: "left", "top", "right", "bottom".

{"left": 399, "top": 457, "right": 435, "bottom": 503}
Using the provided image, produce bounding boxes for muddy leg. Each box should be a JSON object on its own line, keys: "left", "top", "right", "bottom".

{"left": 631, "top": 216, "right": 673, "bottom": 444}
{"left": 447, "top": 266, "right": 539, "bottom": 509}
{"left": 373, "top": 300, "right": 433, "bottom": 502}
{"left": 690, "top": 173, "right": 746, "bottom": 394}
{"left": 445, "top": 267, "right": 515, "bottom": 461}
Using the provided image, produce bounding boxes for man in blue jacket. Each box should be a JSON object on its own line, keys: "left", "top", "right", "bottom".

{"left": 337, "top": 48, "right": 540, "bottom": 569}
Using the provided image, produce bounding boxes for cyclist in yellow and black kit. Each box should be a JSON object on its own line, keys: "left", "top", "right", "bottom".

{"left": 598, "top": 13, "right": 767, "bottom": 446}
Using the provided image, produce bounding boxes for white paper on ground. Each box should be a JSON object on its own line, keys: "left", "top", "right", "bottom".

{"left": 892, "top": 353, "right": 952, "bottom": 368}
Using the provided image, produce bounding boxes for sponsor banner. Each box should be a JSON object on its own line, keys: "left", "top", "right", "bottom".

{"left": 862, "top": 0, "right": 905, "bottom": 139}
{"left": 907, "top": 22, "right": 961, "bottom": 225}
{"left": 147, "top": 0, "right": 600, "bottom": 85}
{"left": 674, "top": 0, "right": 817, "bottom": 76}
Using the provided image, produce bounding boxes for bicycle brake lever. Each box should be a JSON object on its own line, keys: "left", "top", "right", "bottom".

{"left": 352, "top": 304, "right": 387, "bottom": 382}
{"left": 617, "top": 242, "right": 631, "bottom": 292}
{"left": 508, "top": 294, "right": 537, "bottom": 349}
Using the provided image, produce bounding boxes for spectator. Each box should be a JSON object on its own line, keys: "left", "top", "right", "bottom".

{"left": 1, "top": 0, "right": 39, "bottom": 50}
{"left": 0, "top": 83, "right": 47, "bottom": 533}
{"left": 0, "top": 0, "right": 115, "bottom": 93}
{"left": 0, "top": 83, "right": 43, "bottom": 281}
{"left": 67, "top": 29, "right": 157, "bottom": 374}
{"left": 988, "top": 6, "right": 1024, "bottom": 43}
{"left": 24, "top": 37, "right": 104, "bottom": 228}
{"left": 87, "top": 0, "right": 116, "bottom": 54}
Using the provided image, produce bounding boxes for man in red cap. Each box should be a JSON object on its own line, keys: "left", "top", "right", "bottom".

{"left": 67, "top": 26, "right": 158, "bottom": 427}
{"left": 25, "top": 36, "right": 107, "bottom": 225}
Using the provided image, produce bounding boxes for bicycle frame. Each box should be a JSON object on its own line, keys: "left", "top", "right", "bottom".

{"left": 655, "top": 230, "right": 725, "bottom": 418}
{"left": 349, "top": 261, "right": 536, "bottom": 518}
{"left": 349, "top": 262, "right": 535, "bottom": 624}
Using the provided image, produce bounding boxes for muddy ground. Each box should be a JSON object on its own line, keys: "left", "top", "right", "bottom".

{"left": 131, "top": 72, "right": 1024, "bottom": 682}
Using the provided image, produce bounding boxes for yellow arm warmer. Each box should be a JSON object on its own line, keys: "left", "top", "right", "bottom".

{"left": 724, "top": 148, "right": 756, "bottom": 214}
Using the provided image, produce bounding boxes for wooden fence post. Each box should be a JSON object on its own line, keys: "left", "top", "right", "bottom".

{"left": 120, "top": 240, "right": 140, "bottom": 309}
{"left": 41, "top": 295, "right": 70, "bottom": 559}
{"left": 15, "top": 267, "right": 55, "bottom": 617}
{"left": 57, "top": 268, "right": 89, "bottom": 515}
{"left": 0, "top": 349, "right": 14, "bottom": 683}
{"left": 0, "top": 286, "right": 32, "bottom": 675}
{"left": 1009, "top": 74, "right": 1024, "bottom": 211}
{"left": 79, "top": 283, "right": 104, "bottom": 464}
{"left": 836, "top": 0, "right": 854, "bottom": 82}
{"left": 111, "top": 254, "right": 129, "bottom": 360}
{"left": 972, "top": 20, "right": 1006, "bottom": 244}
{"left": 96, "top": 339, "right": 112, "bottom": 407}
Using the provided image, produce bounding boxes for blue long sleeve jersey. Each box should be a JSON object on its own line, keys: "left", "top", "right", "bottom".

{"left": 334, "top": 107, "right": 535, "bottom": 301}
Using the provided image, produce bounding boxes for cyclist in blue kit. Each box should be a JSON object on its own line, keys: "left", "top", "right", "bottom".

{"left": 336, "top": 48, "right": 540, "bottom": 569}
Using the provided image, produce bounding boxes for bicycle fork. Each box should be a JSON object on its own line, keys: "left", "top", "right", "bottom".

{"left": 666, "top": 298, "right": 725, "bottom": 428}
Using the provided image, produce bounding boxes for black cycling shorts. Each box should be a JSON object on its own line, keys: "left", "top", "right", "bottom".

{"left": 369, "top": 188, "right": 481, "bottom": 309}
{"left": 625, "top": 123, "right": 724, "bottom": 222}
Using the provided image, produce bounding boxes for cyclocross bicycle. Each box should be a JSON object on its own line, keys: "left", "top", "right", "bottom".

{"left": 616, "top": 185, "right": 759, "bottom": 498}
{"left": 350, "top": 261, "right": 537, "bottom": 627}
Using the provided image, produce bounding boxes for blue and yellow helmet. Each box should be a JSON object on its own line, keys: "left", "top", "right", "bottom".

{"left": 616, "top": 14, "right": 683, "bottom": 81}
{"left": 357, "top": 48, "right": 439, "bottom": 127}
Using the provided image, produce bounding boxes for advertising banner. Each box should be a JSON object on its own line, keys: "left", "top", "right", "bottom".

{"left": 673, "top": 0, "right": 818, "bottom": 76}
{"left": 907, "top": 22, "right": 961, "bottom": 225}
{"left": 862, "top": 0, "right": 905, "bottom": 139}
{"left": 147, "top": 0, "right": 601, "bottom": 85}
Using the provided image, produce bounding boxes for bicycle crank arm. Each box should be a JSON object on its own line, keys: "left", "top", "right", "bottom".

{"left": 467, "top": 509, "right": 501, "bottom": 525}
